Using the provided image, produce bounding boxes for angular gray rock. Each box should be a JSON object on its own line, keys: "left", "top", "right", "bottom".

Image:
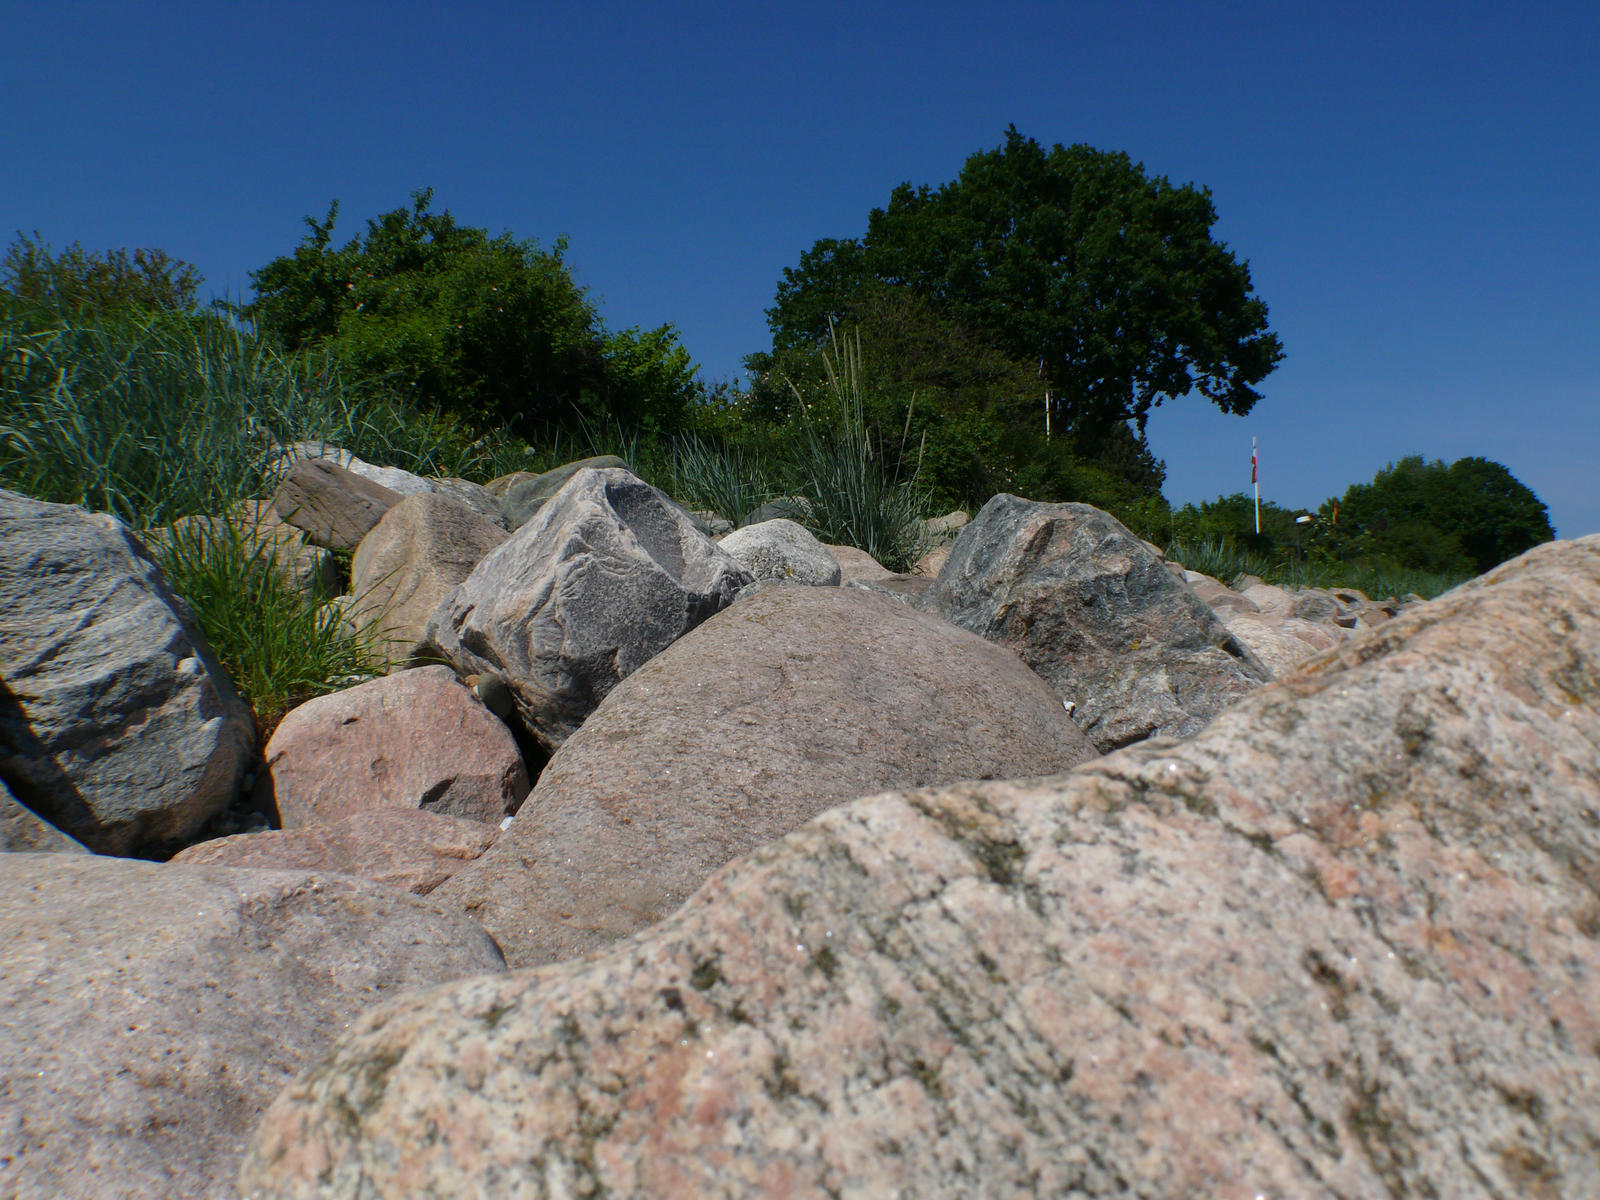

{"left": 427, "top": 467, "right": 751, "bottom": 752}
{"left": 270, "top": 457, "right": 403, "bottom": 551}
{"left": 170, "top": 807, "right": 499, "bottom": 895}
{"left": 260, "top": 666, "right": 528, "bottom": 829}
{"left": 436, "top": 584, "right": 1096, "bottom": 966}
{"left": 347, "top": 492, "right": 509, "bottom": 665}
{"left": 1, "top": 854, "right": 504, "bottom": 1200}
{"left": 496, "top": 454, "right": 629, "bottom": 531}
{"left": 240, "top": 536, "right": 1600, "bottom": 1200}
{"left": 0, "top": 490, "right": 255, "bottom": 856}
{"left": 924, "top": 495, "right": 1270, "bottom": 751}
{"left": 718, "top": 518, "right": 842, "bottom": 586}
{"left": 0, "top": 778, "right": 87, "bottom": 854}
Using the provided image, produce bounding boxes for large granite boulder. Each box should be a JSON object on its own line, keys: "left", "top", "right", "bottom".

{"left": 427, "top": 467, "right": 751, "bottom": 753}
{"left": 0, "top": 490, "right": 255, "bottom": 856}
{"left": 170, "top": 808, "right": 499, "bottom": 895}
{"left": 718, "top": 518, "right": 842, "bottom": 586}
{"left": 240, "top": 536, "right": 1600, "bottom": 1199}
{"left": 259, "top": 666, "right": 528, "bottom": 829}
{"left": 436, "top": 584, "right": 1096, "bottom": 966}
{"left": 1, "top": 854, "right": 505, "bottom": 1200}
{"left": 923, "top": 495, "right": 1270, "bottom": 751}
{"left": 347, "top": 492, "right": 509, "bottom": 665}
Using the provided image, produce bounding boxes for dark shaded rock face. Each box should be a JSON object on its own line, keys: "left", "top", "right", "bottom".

{"left": 436, "top": 584, "right": 1097, "bottom": 967}
{"left": 426, "top": 467, "right": 751, "bottom": 753}
{"left": 0, "top": 489, "right": 255, "bottom": 855}
{"left": 923, "top": 494, "right": 1270, "bottom": 751}
{"left": 242, "top": 536, "right": 1600, "bottom": 1200}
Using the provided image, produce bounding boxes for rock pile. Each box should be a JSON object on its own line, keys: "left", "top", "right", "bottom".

{"left": 3, "top": 445, "right": 1589, "bottom": 1200}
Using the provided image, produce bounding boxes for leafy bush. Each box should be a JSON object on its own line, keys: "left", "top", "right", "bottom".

{"left": 241, "top": 189, "right": 698, "bottom": 437}
{"left": 1325, "top": 455, "right": 1553, "bottom": 574}
{"left": 1, "top": 230, "right": 202, "bottom": 315}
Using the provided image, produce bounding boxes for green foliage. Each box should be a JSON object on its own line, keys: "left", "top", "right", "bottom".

{"left": 665, "top": 432, "right": 778, "bottom": 527}
{"left": 1, "top": 231, "right": 202, "bottom": 316}
{"left": 151, "top": 509, "right": 385, "bottom": 740}
{"left": 0, "top": 295, "right": 523, "bottom": 528}
{"left": 763, "top": 126, "right": 1283, "bottom": 444}
{"left": 1325, "top": 455, "right": 1553, "bottom": 575}
{"left": 750, "top": 288, "right": 1167, "bottom": 515}
{"left": 241, "top": 189, "right": 699, "bottom": 439}
{"left": 778, "top": 327, "right": 930, "bottom": 571}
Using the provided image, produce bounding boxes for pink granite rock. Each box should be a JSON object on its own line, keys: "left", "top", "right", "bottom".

{"left": 170, "top": 807, "right": 499, "bottom": 894}
{"left": 2, "top": 855, "right": 504, "bottom": 1200}
{"left": 260, "top": 666, "right": 527, "bottom": 829}
{"left": 241, "top": 536, "right": 1600, "bottom": 1199}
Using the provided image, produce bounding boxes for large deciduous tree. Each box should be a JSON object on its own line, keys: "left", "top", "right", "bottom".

{"left": 762, "top": 127, "right": 1283, "bottom": 443}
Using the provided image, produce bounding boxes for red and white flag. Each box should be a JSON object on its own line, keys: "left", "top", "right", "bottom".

{"left": 1251, "top": 441, "right": 1258, "bottom": 484}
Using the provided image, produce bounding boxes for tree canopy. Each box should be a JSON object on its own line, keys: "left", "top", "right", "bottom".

{"left": 242, "top": 190, "right": 697, "bottom": 435}
{"left": 761, "top": 127, "right": 1283, "bottom": 443}
{"left": 1324, "top": 455, "right": 1553, "bottom": 575}
{"left": 1, "top": 231, "right": 202, "bottom": 315}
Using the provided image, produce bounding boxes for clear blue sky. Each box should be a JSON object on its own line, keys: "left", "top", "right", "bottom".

{"left": 5, "top": 1, "right": 1596, "bottom": 535}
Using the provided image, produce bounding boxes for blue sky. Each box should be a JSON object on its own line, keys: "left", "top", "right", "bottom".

{"left": 4, "top": 1, "right": 1596, "bottom": 535}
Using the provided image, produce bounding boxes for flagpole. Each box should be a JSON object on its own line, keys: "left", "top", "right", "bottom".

{"left": 1252, "top": 437, "right": 1260, "bottom": 534}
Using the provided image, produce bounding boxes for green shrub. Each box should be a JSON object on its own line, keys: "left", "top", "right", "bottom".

{"left": 150, "top": 507, "right": 385, "bottom": 741}
{"left": 780, "top": 327, "right": 929, "bottom": 571}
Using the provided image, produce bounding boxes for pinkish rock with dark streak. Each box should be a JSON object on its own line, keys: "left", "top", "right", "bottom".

{"left": 170, "top": 807, "right": 499, "bottom": 894}
{"left": 260, "top": 666, "right": 527, "bottom": 829}
{"left": 241, "top": 536, "right": 1600, "bottom": 1199}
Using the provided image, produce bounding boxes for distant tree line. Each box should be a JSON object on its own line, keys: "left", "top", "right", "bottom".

{"left": 1, "top": 131, "right": 1556, "bottom": 580}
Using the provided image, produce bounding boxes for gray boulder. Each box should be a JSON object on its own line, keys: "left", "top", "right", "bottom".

{"left": 259, "top": 666, "right": 528, "bottom": 830}
{"left": 436, "top": 584, "right": 1096, "bottom": 966}
{"left": 923, "top": 495, "right": 1269, "bottom": 751}
{"left": 495, "top": 454, "right": 629, "bottom": 531}
{"left": 0, "top": 490, "right": 254, "bottom": 856}
{"left": 240, "top": 536, "right": 1600, "bottom": 1200}
{"left": 347, "top": 492, "right": 509, "bottom": 665}
{"left": 270, "top": 457, "right": 403, "bottom": 551}
{"left": 719, "top": 518, "right": 842, "bottom": 586}
{"left": 427, "top": 467, "right": 751, "bottom": 753}
{"left": 0, "top": 854, "right": 505, "bottom": 1200}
